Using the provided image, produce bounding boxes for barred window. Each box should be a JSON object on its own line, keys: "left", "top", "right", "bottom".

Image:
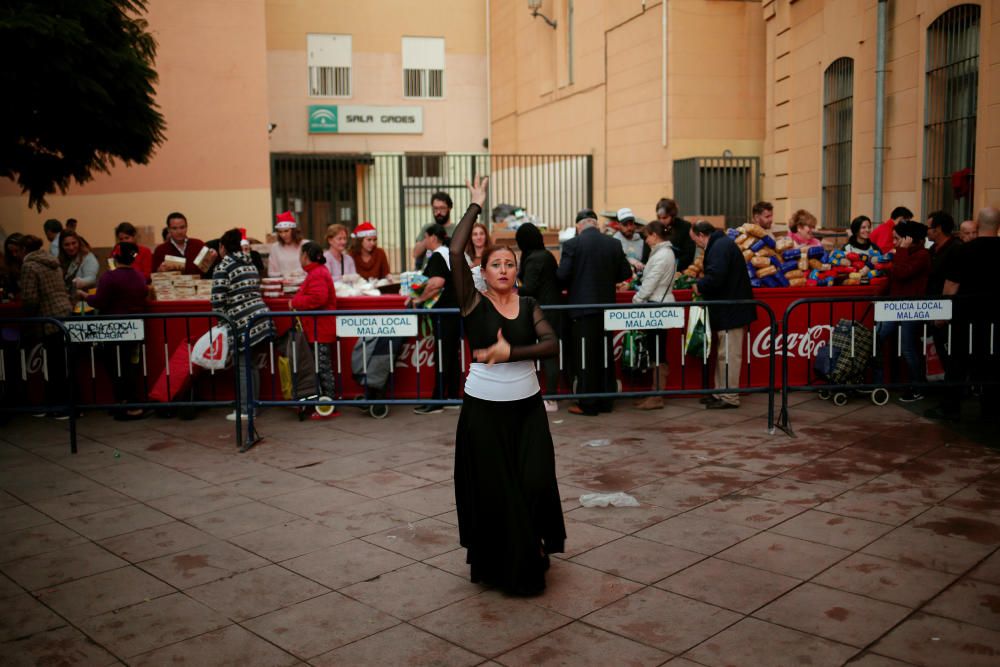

{"left": 308, "top": 34, "right": 351, "bottom": 97}
{"left": 402, "top": 37, "right": 445, "bottom": 98}
{"left": 922, "top": 4, "right": 979, "bottom": 222}
{"left": 822, "top": 58, "right": 854, "bottom": 229}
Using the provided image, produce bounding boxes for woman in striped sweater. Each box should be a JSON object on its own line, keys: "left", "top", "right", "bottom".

{"left": 211, "top": 228, "right": 276, "bottom": 421}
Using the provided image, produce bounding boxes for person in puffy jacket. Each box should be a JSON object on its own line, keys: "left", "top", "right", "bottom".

{"left": 290, "top": 241, "right": 339, "bottom": 418}
{"left": 632, "top": 221, "right": 677, "bottom": 410}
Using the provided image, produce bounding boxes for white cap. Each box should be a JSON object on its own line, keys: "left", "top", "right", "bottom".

{"left": 617, "top": 207, "right": 636, "bottom": 224}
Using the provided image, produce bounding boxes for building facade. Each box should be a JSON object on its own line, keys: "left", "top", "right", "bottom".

{"left": 490, "top": 0, "right": 998, "bottom": 229}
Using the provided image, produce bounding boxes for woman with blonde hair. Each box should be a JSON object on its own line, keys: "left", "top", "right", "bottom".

{"left": 788, "top": 209, "right": 821, "bottom": 248}
{"left": 323, "top": 223, "right": 356, "bottom": 280}
{"left": 59, "top": 229, "right": 100, "bottom": 295}
{"left": 631, "top": 220, "right": 677, "bottom": 410}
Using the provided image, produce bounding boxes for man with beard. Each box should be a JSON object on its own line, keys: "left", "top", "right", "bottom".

{"left": 413, "top": 191, "right": 453, "bottom": 270}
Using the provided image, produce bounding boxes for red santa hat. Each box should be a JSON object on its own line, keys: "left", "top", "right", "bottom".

{"left": 239, "top": 228, "right": 250, "bottom": 247}
{"left": 275, "top": 211, "right": 297, "bottom": 230}
{"left": 352, "top": 221, "right": 377, "bottom": 238}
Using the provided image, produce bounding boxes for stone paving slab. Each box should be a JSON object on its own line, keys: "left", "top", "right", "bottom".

{"left": 0, "top": 396, "right": 997, "bottom": 665}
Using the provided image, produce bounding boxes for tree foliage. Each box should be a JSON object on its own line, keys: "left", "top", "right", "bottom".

{"left": 0, "top": 0, "right": 166, "bottom": 210}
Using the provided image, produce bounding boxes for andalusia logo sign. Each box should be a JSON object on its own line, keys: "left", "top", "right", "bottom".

{"left": 308, "top": 105, "right": 338, "bottom": 133}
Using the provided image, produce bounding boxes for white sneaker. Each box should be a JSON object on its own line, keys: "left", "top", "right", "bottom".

{"left": 544, "top": 400, "right": 558, "bottom": 413}
{"left": 225, "top": 411, "right": 256, "bottom": 422}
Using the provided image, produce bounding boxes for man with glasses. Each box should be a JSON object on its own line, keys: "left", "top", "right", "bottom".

{"left": 412, "top": 191, "right": 453, "bottom": 270}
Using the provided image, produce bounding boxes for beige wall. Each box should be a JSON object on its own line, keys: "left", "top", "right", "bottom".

{"left": 0, "top": 0, "right": 273, "bottom": 243}
{"left": 265, "top": 0, "right": 488, "bottom": 154}
{"left": 490, "top": 0, "right": 766, "bottom": 222}
{"left": 762, "top": 0, "right": 999, "bottom": 227}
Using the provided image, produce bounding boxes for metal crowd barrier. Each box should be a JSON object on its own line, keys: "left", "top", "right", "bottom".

{"left": 0, "top": 312, "right": 243, "bottom": 452}
{"left": 241, "top": 299, "right": 778, "bottom": 450}
{"left": 0, "top": 316, "right": 78, "bottom": 453}
{"left": 776, "top": 294, "right": 999, "bottom": 436}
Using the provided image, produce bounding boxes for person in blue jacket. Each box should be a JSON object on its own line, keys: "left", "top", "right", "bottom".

{"left": 690, "top": 220, "right": 757, "bottom": 409}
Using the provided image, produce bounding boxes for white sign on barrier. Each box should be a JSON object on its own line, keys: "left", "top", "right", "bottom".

{"left": 65, "top": 319, "right": 145, "bottom": 343}
{"left": 874, "top": 300, "right": 952, "bottom": 322}
{"left": 604, "top": 307, "right": 685, "bottom": 331}
{"left": 335, "top": 314, "right": 418, "bottom": 337}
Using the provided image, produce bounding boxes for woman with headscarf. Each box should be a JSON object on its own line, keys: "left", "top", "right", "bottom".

{"left": 515, "top": 222, "right": 561, "bottom": 412}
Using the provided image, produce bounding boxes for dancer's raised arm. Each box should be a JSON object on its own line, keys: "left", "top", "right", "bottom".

{"left": 450, "top": 175, "right": 489, "bottom": 315}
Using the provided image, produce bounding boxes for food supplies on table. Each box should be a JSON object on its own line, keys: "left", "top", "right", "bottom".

{"left": 716, "top": 224, "right": 893, "bottom": 289}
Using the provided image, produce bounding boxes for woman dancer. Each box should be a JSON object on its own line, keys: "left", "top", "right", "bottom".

{"left": 450, "top": 176, "right": 566, "bottom": 596}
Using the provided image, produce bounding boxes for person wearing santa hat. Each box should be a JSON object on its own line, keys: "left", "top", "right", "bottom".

{"left": 268, "top": 211, "right": 307, "bottom": 278}
{"left": 349, "top": 221, "right": 391, "bottom": 280}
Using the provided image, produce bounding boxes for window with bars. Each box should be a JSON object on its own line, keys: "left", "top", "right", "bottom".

{"left": 822, "top": 58, "right": 854, "bottom": 229}
{"left": 307, "top": 34, "right": 351, "bottom": 97}
{"left": 402, "top": 37, "right": 445, "bottom": 98}
{"left": 922, "top": 4, "right": 979, "bottom": 222}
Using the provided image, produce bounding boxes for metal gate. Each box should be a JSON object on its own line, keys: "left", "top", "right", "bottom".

{"left": 271, "top": 153, "right": 593, "bottom": 273}
{"left": 673, "top": 156, "right": 761, "bottom": 228}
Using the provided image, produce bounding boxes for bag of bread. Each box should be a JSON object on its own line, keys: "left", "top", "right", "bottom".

{"left": 755, "top": 265, "right": 778, "bottom": 278}
{"left": 784, "top": 269, "right": 804, "bottom": 280}
{"left": 750, "top": 256, "right": 771, "bottom": 268}
{"left": 744, "top": 223, "right": 767, "bottom": 238}
{"left": 789, "top": 278, "right": 807, "bottom": 287}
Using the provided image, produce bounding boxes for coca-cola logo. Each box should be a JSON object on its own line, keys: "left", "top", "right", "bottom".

{"left": 751, "top": 325, "right": 831, "bottom": 359}
{"left": 394, "top": 336, "right": 437, "bottom": 369}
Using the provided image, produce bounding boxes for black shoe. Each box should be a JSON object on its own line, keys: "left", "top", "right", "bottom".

{"left": 413, "top": 404, "right": 444, "bottom": 415}
{"left": 699, "top": 396, "right": 716, "bottom": 405}
{"left": 706, "top": 399, "right": 738, "bottom": 410}
{"left": 899, "top": 392, "right": 924, "bottom": 403}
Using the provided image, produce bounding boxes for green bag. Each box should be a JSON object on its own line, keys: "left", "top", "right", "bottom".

{"left": 684, "top": 298, "right": 712, "bottom": 359}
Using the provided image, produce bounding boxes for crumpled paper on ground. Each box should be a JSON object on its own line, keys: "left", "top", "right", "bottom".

{"left": 581, "top": 439, "right": 611, "bottom": 448}
{"left": 579, "top": 492, "right": 640, "bottom": 508}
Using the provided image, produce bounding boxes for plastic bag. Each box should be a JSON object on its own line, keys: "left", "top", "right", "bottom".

{"left": 684, "top": 302, "right": 712, "bottom": 359}
{"left": 621, "top": 330, "right": 650, "bottom": 371}
{"left": 191, "top": 325, "right": 229, "bottom": 370}
{"left": 579, "top": 492, "right": 640, "bottom": 508}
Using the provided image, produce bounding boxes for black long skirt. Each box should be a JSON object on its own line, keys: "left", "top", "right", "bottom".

{"left": 454, "top": 392, "right": 566, "bottom": 596}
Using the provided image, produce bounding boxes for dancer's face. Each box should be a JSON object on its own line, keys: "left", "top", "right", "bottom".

{"left": 483, "top": 248, "right": 517, "bottom": 293}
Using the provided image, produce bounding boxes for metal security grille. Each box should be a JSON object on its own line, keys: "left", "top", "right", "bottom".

{"left": 403, "top": 69, "right": 444, "bottom": 98}
{"left": 309, "top": 66, "right": 351, "bottom": 97}
{"left": 823, "top": 58, "right": 854, "bottom": 229}
{"left": 923, "top": 4, "right": 979, "bottom": 222}
{"left": 270, "top": 155, "right": 366, "bottom": 244}
{"left": 673, "top": 157, "right": 761, "bottom": 228}
{"left": 272, "top": 154, "right": 593, "bottom": 274}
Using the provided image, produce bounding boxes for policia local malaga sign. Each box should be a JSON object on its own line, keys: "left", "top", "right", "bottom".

{"left": 308, "top": 105, "right": 423, "bottom": 134}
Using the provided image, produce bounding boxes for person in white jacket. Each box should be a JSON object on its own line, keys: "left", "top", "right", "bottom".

{"left": 631, "top": 220, "right": 677, "bottom": 410}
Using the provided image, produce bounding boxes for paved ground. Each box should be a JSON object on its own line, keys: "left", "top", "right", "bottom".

{"left": 1, "top": 394, "right": 999, "bottom": 666}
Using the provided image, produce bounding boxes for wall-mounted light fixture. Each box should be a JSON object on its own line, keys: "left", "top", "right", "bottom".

{"left": 528, "top": 0, "right": 557, "bottom": 29}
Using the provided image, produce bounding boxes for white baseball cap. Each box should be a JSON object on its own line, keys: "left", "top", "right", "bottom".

{"left": 617, "top": 207, "right": 636, "bottom": 224}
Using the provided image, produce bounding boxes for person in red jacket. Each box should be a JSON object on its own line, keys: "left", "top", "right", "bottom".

{"left": 874, "top": 220, "right": 931, "bottom": 402}
{"left": 290, "top": 241, "right": 339, "bottom": 419}
{"left": 870, "top": 206, "right": 914, "bottom": 254}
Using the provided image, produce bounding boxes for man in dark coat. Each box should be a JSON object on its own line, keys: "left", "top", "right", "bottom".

{"left": 691, "top": 221, "right": 756, "bottom": 409}
{"left": 557, "top": 208, "right": 633, "bottom": 416}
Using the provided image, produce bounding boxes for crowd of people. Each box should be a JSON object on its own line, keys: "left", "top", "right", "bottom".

{"left": 1, "top": 195, "right": 998, "bottom": 425}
